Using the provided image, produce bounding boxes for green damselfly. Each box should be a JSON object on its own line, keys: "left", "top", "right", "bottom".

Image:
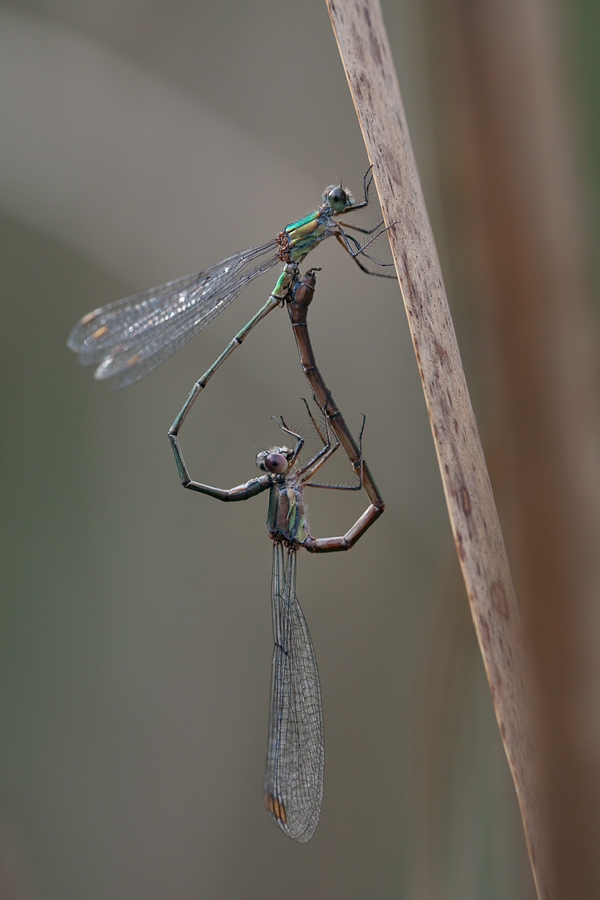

{"left": 67, "top": 169, "right": 393, "bottom": 390}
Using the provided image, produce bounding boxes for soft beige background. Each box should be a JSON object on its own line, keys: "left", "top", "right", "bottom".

{"left": 0, "top": 0, "right": 574, "bottom": 897}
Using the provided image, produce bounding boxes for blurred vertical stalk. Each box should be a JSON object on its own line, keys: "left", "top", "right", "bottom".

{"left": 438, "top": 0, "right": 600, "bottom": 895}
{"left": 327, "top": 0, "right": 549, "bottom": 894}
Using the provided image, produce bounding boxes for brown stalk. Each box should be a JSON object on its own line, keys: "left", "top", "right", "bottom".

{"left": 326, "top": 0, "right": 550, "bottom": 895}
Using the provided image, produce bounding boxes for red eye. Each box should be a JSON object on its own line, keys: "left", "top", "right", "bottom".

{"left": 264, "top": 452, "right": 287, "bottom": 474}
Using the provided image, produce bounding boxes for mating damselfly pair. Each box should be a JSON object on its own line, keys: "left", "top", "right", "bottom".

{"left": 68, "top": 169, "right": 394, "bottom": 842}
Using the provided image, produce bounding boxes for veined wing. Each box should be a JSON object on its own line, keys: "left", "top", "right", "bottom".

{"left": 264, "top": 543, "right": 324, "bottom": 843}
{"left": 67, "top": 240, "right": 281, "bottom": 389}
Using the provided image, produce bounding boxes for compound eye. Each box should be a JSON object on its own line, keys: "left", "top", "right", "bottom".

{"left": 327, "top": 186, "right": 348, "bottom": 212}
{"left": 265, "top": 452, "right": 288, "bottom": 474}
{"left": 256, "top": 451, "right": 287, "bottom": 474}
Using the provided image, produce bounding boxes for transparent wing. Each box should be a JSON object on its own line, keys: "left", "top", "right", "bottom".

{"left": 67, "top": 240, "right": 281, "bottom": 388}
{"left": 264, "top": 543, "right": 324, "bottom": 843}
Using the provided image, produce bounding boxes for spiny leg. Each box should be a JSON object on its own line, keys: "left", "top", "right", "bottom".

{"left": 341, "top": 164, "right": 375, "bottom": 212}
{"left": 302, "top": 397, "right": 329, "bottom": 446}
{"left": 302, "top": 415, "right": 366, "bottom": 491}
{"left": 336, "top": 218, "right": 384, "bottom": 236}
{"left": 271, "top": 416, "right": 304, "bottom": 467}
{"left": 271, "top": 400, "right": 339, "bottom": 479}
{"left": 292, "top": 395, "right": 341, "bottom": 481}
{"left": 334, "top": 228, "right": 396, "bottom": 279}
{"left": 295, "top": 438, "right": 340, "bottom": 483}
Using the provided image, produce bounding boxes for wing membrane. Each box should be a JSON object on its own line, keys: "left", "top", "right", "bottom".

{"left": 67, "top": 240, "right": 280, "bottom": 388}
{"left": 264, "top": 543, "right": 324, "bottom": 843}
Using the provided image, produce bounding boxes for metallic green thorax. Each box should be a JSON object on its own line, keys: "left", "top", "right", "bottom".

{"left": 268, "top": 190, "right": 356, "bottom": 303}
{"left": 284, "top": 209, "right": 329, "bottom": 263}
{"left": 267, "top": 479, "right": 308, "bottom": 546}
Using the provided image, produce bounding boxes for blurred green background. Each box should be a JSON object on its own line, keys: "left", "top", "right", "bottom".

{"left": 0, "top": 0, "right": 596, "bottom": 897}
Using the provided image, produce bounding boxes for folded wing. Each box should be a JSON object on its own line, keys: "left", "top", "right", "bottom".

{"left": 264, "top": 543, "right": 324, "bottom": 843}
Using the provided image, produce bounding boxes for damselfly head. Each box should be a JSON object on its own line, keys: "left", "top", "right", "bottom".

{"left": 256, "top": 448, "right": 289, "bottom": 474}
{"left": 322, "top": 184, "right": 354, "bottom": 213}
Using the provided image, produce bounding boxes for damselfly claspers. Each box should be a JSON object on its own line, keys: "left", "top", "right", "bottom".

{"left": 67, "top": 169, "right": 394, "bottom": 390}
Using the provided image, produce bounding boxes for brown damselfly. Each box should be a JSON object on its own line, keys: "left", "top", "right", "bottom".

{"left": 168, "top": 267, "right": 384, "bottom": 842}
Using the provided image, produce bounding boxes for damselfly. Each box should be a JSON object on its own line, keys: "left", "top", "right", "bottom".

{"left": 170, "top": 267, "right": 384, "bottom": 841}
{"left": 173, "top": 411, "right": 378, "bottom": 842}
{"left": 67, "top": 169, "right": 394, "bottom": 390}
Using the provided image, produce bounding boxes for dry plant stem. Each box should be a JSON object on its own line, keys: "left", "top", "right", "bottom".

{"left": 326, "top": 1, "right": 548, "bottom": 896}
